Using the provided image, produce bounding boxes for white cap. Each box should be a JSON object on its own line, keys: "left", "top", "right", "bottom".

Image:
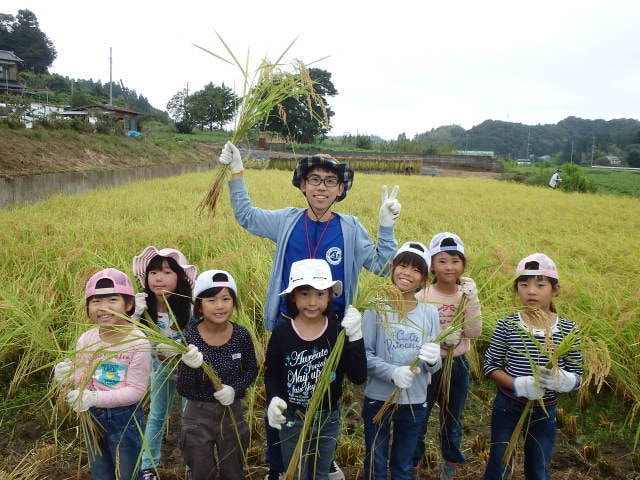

{"left": 429, "top": 232, "right": 465, "bottom": 257}
{"left": 394, "top": 241, "right": 431, "bottom": 270}
{"left": 279, "top": 259, "right": 343, "bottom": 297}
{"left": 193, "top": 269, "right": 238, "bottom": 299}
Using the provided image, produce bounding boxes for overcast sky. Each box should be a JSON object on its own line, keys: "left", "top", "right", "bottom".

{"left": 4, "top": 0, "right": 640, "bottom": 139}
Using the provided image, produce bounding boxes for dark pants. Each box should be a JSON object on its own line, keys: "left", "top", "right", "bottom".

{"left": 181, "top": 399, "right": 249, "bottom": 480}
{"left": 483, "top": 390, "right": 557, "bottom": 480}
{"left": 413, "top": 355, "right": 469, "bottom": 466}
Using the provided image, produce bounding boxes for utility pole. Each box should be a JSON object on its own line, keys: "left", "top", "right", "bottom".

{"left": 590, "top": 136, "right": 595, "bottom": 167}
{"left": 109, "top": 47, "right": 113, "bottom": 106}
{"left": 570, "top": 137, "right": 574, "bottom": 164}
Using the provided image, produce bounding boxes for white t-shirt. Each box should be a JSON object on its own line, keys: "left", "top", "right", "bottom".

{"left": 549, "top": 172, "right": 561, "bottom": 188}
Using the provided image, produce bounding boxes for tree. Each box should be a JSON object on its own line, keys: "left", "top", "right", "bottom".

{"left": 166, "top": 87, "right": 193, "bottom": 133}
{"left": 627, "top": 149, "right": 640, "bottom": 168}
{"left": 0, "top": 9, "right": 56, "bottom": 74}
{"left": 259, "top": 68, "right": 337, "bottom": 143}
{"left": 186, "top": 82, "right": 237, "bottom": 131}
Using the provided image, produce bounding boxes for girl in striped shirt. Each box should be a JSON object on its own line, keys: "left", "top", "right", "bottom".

{"left": 483, "top": 253, "right": 582, "bottom": 480}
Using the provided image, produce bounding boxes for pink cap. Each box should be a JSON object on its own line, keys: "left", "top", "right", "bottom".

{"left": 515, "top": 253, "right": 559, "bottom": 280}
{"left": 85, "top": 268, "right": 135, "bottom": 299}
{"left": 132, "top": 246, "right": 197, "bottom": 288}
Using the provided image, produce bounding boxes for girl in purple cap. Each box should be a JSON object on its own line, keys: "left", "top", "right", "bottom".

{"left": 483, "top": 253, "right": 583, "bottom": 480}
{"left": 52, "top": 268, "right": 151, "bottom": 480}
{"left": 131, "top": 246, "right": 197, "bottom": 480}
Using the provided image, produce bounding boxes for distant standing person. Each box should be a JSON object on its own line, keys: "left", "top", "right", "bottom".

{"left": 548, "top": 169, "right": 562, "bottom": 189}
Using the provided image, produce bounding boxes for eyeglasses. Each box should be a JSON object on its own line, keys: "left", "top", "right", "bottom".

{"left": 305, "top": 175, "right": 340, "bottom": 187}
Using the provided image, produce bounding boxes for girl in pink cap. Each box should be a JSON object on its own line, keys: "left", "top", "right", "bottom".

{"left": 52, "top": 268, "right": 151, "bottom": 480}
{"left": 131, "top": 246, "right": 198, "bottom": 480}
{"left": 483, "top": 253, "right": 583, "bottom": 480}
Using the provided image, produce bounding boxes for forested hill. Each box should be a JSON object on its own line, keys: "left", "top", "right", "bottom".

{"left": 414, "top": 117, "right": 640, "bottom": 161}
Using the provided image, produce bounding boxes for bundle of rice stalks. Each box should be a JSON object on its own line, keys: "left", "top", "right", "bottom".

{"left": 500, "top": 306, "right": 609, "bottom": 467}
{"left": 196, "top": 33, "right": 328, "bottom": 216}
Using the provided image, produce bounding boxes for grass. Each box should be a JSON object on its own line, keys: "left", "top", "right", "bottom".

{"left": 0, "top": 169, "right": 639, "bottom": 477}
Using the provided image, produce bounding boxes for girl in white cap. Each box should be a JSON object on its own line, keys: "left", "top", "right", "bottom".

{"left": 264, "top": 258, "right": 366, "bottom": 480}
{"left": 412, "top": 232, "right": 482, "bottom": 480}
{"left": 131, "top": 246, "right": 197, "bottom": 480}
{"left": 362, "top": 241, "right": 442, "bottom": 480}
{"left": 52, "top": 268, "right": 151, "bottom": 480}
{"left": 483, "top": 253, "right": 583, "bottom": 480}
{"left": 176, "top": 269, "right": 258, "bottom": 480}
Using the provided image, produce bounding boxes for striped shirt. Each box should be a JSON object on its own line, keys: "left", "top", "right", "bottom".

{"left": 483, "top": 312, "right": 583, "bottom": 403}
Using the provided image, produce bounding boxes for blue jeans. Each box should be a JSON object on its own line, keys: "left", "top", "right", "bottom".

{"left": 363, "top": 397, "right": 427, "bottom": 480}
{"left": 278, "top": 409, "right": 340, "bottom": 480}
{"left": 141, "top": 358, "right": 183, "bottom": 470}
{"left": 413, "top": 355, "right": 469, "bottom": 466}
{"left": 483, "top": 390, "right": 557, "bottom": 480}
{"left": 88, "top": 403, "right": 145, "bottom": 480}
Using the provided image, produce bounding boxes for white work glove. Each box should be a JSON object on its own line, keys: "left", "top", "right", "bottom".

{"left": 513, "top": 376, "right": 545, "bottom": 400}
{"left": 66, "top": 389, "right": 98, "bottom": 413}
{"left": 181, "top": 344, "right": 204, "bottom": 369}
{"left": 538, "top": 366, "right": 578, "bottom": 393}
{"left": 131, "top": 292, "right": 148, "bottom": 321}
{"left": 156, "top": 342, "right": 182, "bottom": 360}
{"left": 442, "top": 329, "right": 462, "bottom": 347}
{"left": 341, "top": 305, "right": 363, "bottom": 342}
{"left": 53, "top": 358, "right": 73, "bottom": 384}
{"left": 213, "top": 384, "right": 236, "bottom": 406}
{"left": 460, "top": 277, "right": 478, "bottom": 302}
{"left": 219, "top": 141, "right": 244, "bottom": 174}
{"left": 391, "top": 365, "right": 419, "bottom": 389}
{"left": 379, "top": 185, "right": 401, "bottom": 228}
{"left": 418, "top": 342, "right": 441, "bottom": 365}
{"left": 267, "top": 396, "right": 288, "bottom": 430}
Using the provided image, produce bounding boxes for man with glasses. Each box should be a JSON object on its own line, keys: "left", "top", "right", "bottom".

{"left": 218, "top": 141, "right": 401, "bottom": 480}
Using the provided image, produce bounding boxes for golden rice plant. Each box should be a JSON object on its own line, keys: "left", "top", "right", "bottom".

{"left": 196, "top": 32, "right": 328, "bottom": 216}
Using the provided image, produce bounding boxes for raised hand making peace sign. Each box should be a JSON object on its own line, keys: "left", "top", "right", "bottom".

{"left": 379, "top": 185, "right": 401, "bottom": 227}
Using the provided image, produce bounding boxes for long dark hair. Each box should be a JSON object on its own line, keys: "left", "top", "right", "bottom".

{"left": 144, "top": 255, "right": 193, "bottom": 329}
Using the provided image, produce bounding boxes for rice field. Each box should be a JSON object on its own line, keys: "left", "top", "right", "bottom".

{"left": 1, "top": 168, "right": 639, "bottom": 478}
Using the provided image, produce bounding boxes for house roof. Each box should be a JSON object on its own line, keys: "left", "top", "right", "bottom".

{"left": 65, "top": 104, "right": 141, "bottom": 116}
{"left": 0, "top": 50, "right": 24, "bottom": 63}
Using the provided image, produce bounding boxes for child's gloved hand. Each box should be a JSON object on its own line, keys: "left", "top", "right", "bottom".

{"left": 513, "top": 376, "right": 544, "bottom": 400}
{"left": 181, "top": 344, "right": 204, "bottom": 369}
{"left": 267, "top": 396, "right": 288, "bottom": 430}
{"left": 341, "top": 305, "right": 363, "bottom": 342}
{"left": 538, "top": 366, "right": 578, "bottom": 393}
{"left": 391, "top": 365, "right": 419, "bottom": 388}
{"left": 442, "top": 329, "right": 462, "bottom": 347}
{"left": 418, "top": 342, "right": 441, "bottom": 365}
{"left": 53, "top": 358, "right": 73, "bottom": 384}
{"left": 459, "top": 277, "right": 478, "bottom": 302}
{"left": 213, "top": 385, "right": 235, "bottom": 405}
{"left": 66, "top": 389, "right": 98, "bottom": 412}
{"left": 379, "top": 185, "right": 401, "bottom": 227}
{"left": 131, "top": 292, "right": 148, "bottom": 321}
{"left": 219, "top": 141, "right": 244, "bottom": 174}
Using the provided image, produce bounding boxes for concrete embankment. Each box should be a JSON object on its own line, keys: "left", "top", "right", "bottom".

{"left": 0, "top": 162, "right": 214, "bottom": 208}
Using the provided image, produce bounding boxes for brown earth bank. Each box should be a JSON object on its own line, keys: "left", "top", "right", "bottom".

{"left": 0, "top": 129, "right": 504, "bottom": 180}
